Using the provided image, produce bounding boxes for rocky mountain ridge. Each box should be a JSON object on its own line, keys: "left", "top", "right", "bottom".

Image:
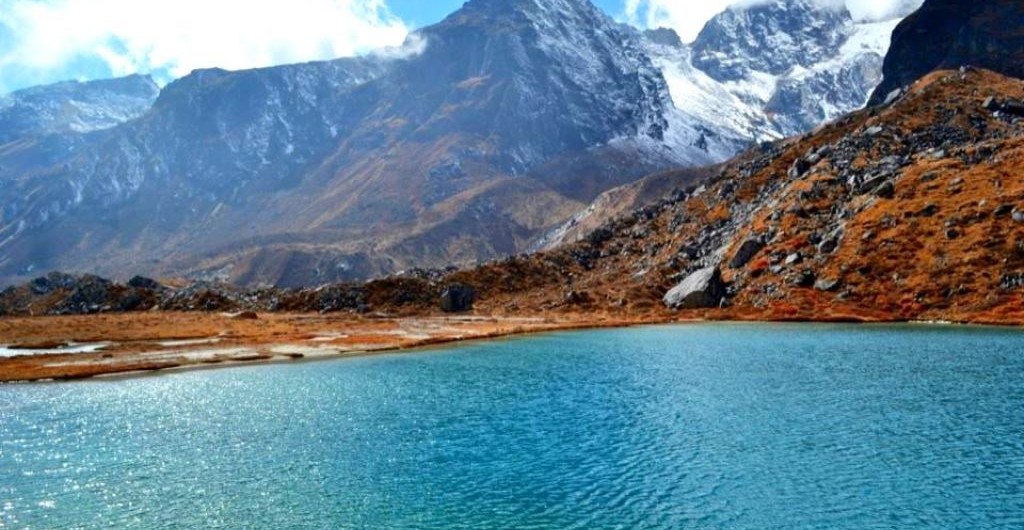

{"left": 0, "top": 0, "right": 696, "bottom": 288}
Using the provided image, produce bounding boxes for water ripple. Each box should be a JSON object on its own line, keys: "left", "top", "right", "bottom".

{"left": 2, "top": 323, "right": 1023, "bottom": 529}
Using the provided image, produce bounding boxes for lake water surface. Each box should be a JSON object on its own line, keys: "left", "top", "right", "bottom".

{"left": 2, "top": 323, "right": 1023, "bottom": 529}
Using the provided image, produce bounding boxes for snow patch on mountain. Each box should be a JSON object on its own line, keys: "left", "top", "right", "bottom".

{"left": 644, "top": 0, "right": 914, "bottom": 144}
{"left": 0, "top": 75, "right": 159, "bottom": 144}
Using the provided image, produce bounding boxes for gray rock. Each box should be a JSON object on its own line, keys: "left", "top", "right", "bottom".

{"left": 818, "top": 234, "right": 841, "bottom": 254}
{"left": 664, "top": 267, "right": 726, "bottom": 309}
{"left": 855, "top": 174, "right": 890, "bottom": 195}
{"left": 882, "top": 89, "right": 903, "bottom": 106}
{"left": 985, "top": 98, "right": 1024, "bottom": 118}
{"left": 814, "top": 278, "right": 840, "bottom": 292}
{"left": 874, "top": 180, "right": 895, "bottom": 199}
{"left": 730, "top": 237, "right": 765, "bottom": 269}
{"left": 917, "top": 204, "right": 940, "bottom": 218}
{"left": 1013, "top": 209, "right": 1024, "bottom": 224}
{"left": 1002, "top": 273, "right": 1024, "bottom": 290}
{"left": 440, "top": 284, "right": 475, "bottom": 313}
{"left": 788, "top": 158, "right": 813, "bottom": 179}
{"left": 793, "top": 269, "right": 816, "bottom": 287}
{"left": 127, "top": 276, "right": 162, "bottom": 290}
{"left": 785, "top": 253, "right": 803, "bottom": 266}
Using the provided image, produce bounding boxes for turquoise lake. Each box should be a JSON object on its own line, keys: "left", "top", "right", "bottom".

{"left": 2, "top": 323, "right": 1023, "bottom": 529}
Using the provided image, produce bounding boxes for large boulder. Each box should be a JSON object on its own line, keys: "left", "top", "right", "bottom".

{"left": 730, "top": 237, "right": 765, "bottom": 269}
{"left": 127, "top": 276, "right": 163, "bottom": 290}
{"left": 440, "top": 284, "right": 475, "bottom": 313}
{"left": 664, "top": 267, "right": 726, "bottom": 309}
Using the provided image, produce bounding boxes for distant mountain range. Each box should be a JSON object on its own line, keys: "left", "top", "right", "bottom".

{"left": 0, "top": 74, "right": 159, "bottom": 144}
{"left": 0, "top": 0, "right": 918, "bottom": 287}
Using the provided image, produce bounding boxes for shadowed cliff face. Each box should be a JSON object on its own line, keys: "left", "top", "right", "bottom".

{"left": 870, "top": 0, "right": 1024, "bottom": 103}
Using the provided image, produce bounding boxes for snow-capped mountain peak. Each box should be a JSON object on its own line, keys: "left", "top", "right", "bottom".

{"left": 645, "top": 0, "right": 921, "bottom": 147}
{"left": 692, "top": 0, "right": 853, "bottom": 82}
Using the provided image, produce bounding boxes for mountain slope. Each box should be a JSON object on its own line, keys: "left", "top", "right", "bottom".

{"left": 447, "top": 68, "right": 1024, "bottom": 324}
{"left": 539, "top": 0, "right": 916, "bottom": 250}
{"left": 6, "top": 69, "right": 1024, "bottom": 325}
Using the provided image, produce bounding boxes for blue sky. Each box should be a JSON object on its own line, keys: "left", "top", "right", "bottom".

{"left": 0, "top": 0, "right": 909, "bottom": 95}
{"left": 389, "top": 0, "right": 623, "bottom": 27}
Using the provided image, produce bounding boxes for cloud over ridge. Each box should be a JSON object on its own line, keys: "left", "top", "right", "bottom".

{"left": 0, "top": 0, "right": 409, "bottom": 91}
{"left": 623, "top": 0, "right": 922, "bottom": 42}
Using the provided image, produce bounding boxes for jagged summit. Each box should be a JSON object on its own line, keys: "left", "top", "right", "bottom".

{"left": 642, "top": 0, "right": 906, "bottom": 145}
{"left": 399, "top": 0, "right": 672, "bottom": 169}
{"left": 451, "top": 0, "right": 603, "bottom": 18}
{"left": 692, "top": 0, "right": 852, "bottom": 81}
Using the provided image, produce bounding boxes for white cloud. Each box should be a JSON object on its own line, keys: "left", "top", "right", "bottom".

{"left": 0, "top": 0, "right": 410, "bottom": 83}
{"left": 623, "top": 0, "right": 921, "bottom": 42}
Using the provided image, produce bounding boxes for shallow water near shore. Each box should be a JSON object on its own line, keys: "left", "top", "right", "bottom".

{"left": 2, "top": 323, "right": 1023, "bottom": 529}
